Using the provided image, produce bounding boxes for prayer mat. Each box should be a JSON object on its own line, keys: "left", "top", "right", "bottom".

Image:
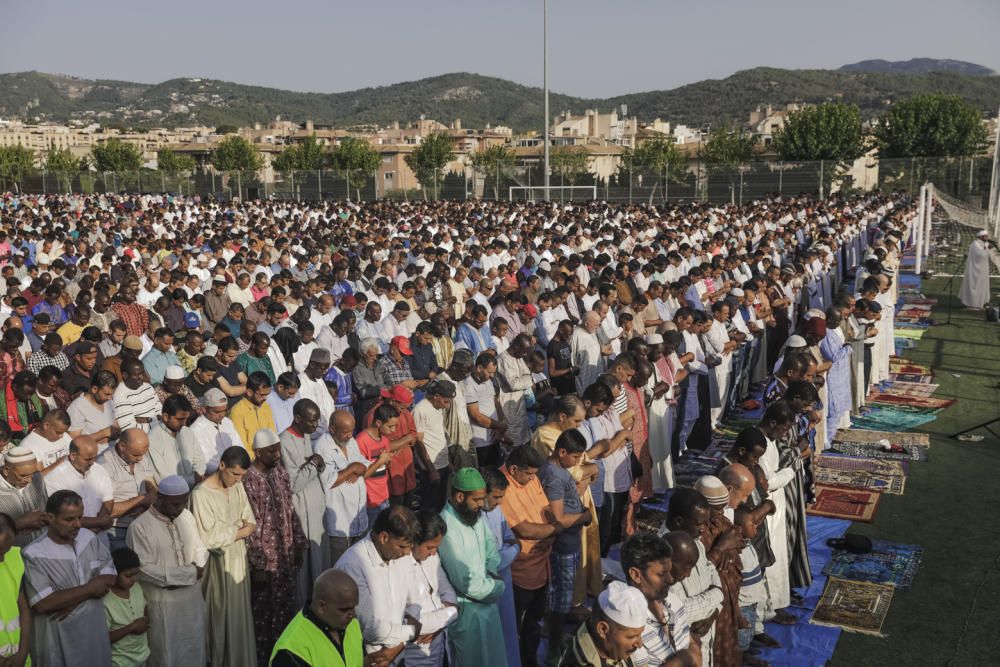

{"left": 813, "top": 467, "right": 906, "bottom": 495}
{"left": 673, "top": 455, "right": 723, "bottom": 488}
{"left": 889, "top": 360, "right": 933, "bottom": 376}
{"left": 823, "top": 540, "right": 924, "bottom": 590}
{"left": 893, "top": 328, "right": 928, "bottom": 340}
{"left": 888, "top": 373, "right": 933, "bottom": 384}
{"left": 867, "top": 393, "right": 955, "bottom": 412}
{"left": 811, "top": 578, "right": 894, "bottom": 637}
{"left": 807, "top": 485, "right": 881, "bottom": 522}
{"left": 814, "top": 454, "right": 908, "bottom": 476}
{"left": 851, "top": 409, "right": 937, "bottom": 432}
{"left": 883, "top": 381, "right": 939, "bottom": 398}
{"left": 834, "top": 429, "right": 930, "bottom": 448}
{"left": 899, "top": 297, "right": 937, "bottom": 306}
{"left": 829, "top": 442, "right": 929, "bottom": 462}
{"left": 701, "top": 438, "right": 733, "bottom": 461}
{"left": 634, "top": 507, "right": 670, "bottom": 535}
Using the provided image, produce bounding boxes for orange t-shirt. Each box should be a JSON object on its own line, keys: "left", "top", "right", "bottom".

{"left": 501, "top": 466, "right": 553, "bottom": 591}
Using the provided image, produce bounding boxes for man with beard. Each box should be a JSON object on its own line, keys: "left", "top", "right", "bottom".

{"left": 437, "top": 467, "right": 507, "bottom": 666}
{"left": 621, "top": 532, "right": 700, "bottom": 667}
{"left": 126, "top": 475, "right": 208, "bottom": 667}
{"left": 243, "top": 428, "right": 308, "bottom": 664}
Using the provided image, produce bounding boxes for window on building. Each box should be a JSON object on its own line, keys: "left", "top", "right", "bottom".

{"left": 384, "top": 172, "right": 394, "bottom": 181}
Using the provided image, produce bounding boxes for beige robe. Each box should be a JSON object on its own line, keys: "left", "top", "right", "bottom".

{"left": 191, "top": 482, "right": 258, "bottom": 667}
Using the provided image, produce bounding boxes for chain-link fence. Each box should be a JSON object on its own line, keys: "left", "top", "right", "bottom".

{"left": 0, "top": 155, "right": 992, "bottom": 205}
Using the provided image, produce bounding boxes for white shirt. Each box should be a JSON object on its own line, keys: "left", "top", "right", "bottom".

{"left": 45, "top": 459, "right": 113, "bottom": 518}
{"left": 335, "top": 535, "right": 417, "bottom": 652}
{"left": 188, "top": 415, "right": 241, "bottom": 473}
{"left": 20, "top": 431, "right": 71, "bottom": 469}
{"left": 462, "top": 375, "right": 497, "bottom": 448}
{"left": 314, "top": 435, "right": 369, "bottom": 538}
{"left": 412, "top": 399, "right": 448, "bottom": 469}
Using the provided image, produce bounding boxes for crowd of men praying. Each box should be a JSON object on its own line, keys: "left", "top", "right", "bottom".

{"left": 0, "top": 190, "right": 913, "bottom": 667}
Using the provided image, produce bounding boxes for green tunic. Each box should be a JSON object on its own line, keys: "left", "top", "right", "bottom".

{"left": 437, "top": 504, "right": 508, "bottom": 667}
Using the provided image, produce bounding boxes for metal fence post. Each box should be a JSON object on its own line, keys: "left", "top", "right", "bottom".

{"left": 779, "top": 161, "right": 783, "bottom": 195}
{"left": 318, "top": 169, "right": 323, "bottom": 201}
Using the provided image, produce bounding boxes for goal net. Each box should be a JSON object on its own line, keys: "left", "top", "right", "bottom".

{"left": 927, "top": 185, "right": 1000, "bottom": 278}
{"left": 509, "top": 185, "right": 598, "bottom": 203}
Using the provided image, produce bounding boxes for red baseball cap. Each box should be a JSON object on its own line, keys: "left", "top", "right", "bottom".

{"left": 380, "top": 384, "right": 414, "bottom": 404}
{"left": 391, "top": 336, "right": 413, "bottom": 355}
{"left": 523, "top": 304, "right": 538, "bottom": 318}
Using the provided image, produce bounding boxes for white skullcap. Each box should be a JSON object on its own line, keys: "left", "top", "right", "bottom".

{"left": 538, "top": 261, "right": 552, "bottom": 271}
{"left": 158, "top": 475, "right": 190, "bottom": 496}
{"left": 252, "top": 428, "right": 280, "bottom": 450}
{"left": 695, "top": 475, "right": 730, "bottom": 506}
{"left": 786, "top": 335, "right": 808, "bottom": 348}
{"left": 804, "top": 308, "right": 826, "bottom": 320}
{"left": 598, "top": 581, "right": 647, "bottom": 629}
{"left": 165, "top": 365, "right": 186, "bottom": 380}
{"left": 3, "top": 446, "right": 36, "bottom": 466}
{"left": 202, "top": 388, "right": 228, "bottom": 408}
{"left": 645, "top": 333, "right": 663, "bottom": 345}
{"left": 977, "top": 230, "right": 989, "bottom": 237}
{"left": 730, "top": 288, "right": 745, "bottom": 297}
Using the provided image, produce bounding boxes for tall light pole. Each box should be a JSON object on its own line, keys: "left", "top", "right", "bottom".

{"left": 543, "top": 0, "right": 550, "bottom": 202}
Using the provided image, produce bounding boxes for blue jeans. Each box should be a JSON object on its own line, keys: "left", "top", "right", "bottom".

{"left": 738, "top": 603, "right": 758, "bottom": 651}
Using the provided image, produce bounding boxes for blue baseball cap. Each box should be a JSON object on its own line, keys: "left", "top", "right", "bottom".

{"left": 184, "top": 312, "right": 201, "bottom": 329}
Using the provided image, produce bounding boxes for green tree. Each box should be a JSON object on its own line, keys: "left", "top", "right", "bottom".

{"left": 214, "top": 125, "right": 240, "bottom": 135}
{"left": 773, "top": 103, "right": 869, "bottom": 195}
{"left": 45, "top": 145, "right": 80, "bottom": 192}
{"left": 91, "top": 138, "right": 143, "bottom": 173}
{"left": 404, "top": 132, "right": 455, "bottom": 199}
{"left": 550, "top": 145, "right": 591, "bottom": 199}
{"left": 470, "top": 144, "right": 516, "bottom": 200}
{"left": 629, "top": 137, "right": 687, "bottom": 204}
{"left": 0, "top": 145, "right": 35, "bottom": 192}
{"left": 701, "top": 129, "right": 756, "bottom": 202}
{"left": 331, "top": 137, "right": 381, "bottom": 201}
{"left": 210, "top": 136, "right": 263, "bottom": 174}
{"left": 156, "top": 148, "right": 197, "bottom": 173}
{"left": 875, "top": 93, "right": 988, "bottom": 158}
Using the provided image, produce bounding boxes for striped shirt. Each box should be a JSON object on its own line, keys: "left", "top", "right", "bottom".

{"left": 634, "top": 591, "right": 690, "bottom": 666}
{"left": 738, "top": 540, "right": 768, "bottom": 607}
{"left": 113, "top": 382, "right": 163, "bottom": 433}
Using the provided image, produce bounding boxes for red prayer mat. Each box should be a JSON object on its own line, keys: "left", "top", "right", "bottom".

{"left": 807, "top": 484, "right": 882, "bottom": 522}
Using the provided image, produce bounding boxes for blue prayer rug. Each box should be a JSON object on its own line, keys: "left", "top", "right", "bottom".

{"left": 822, "top": 540, "right": 924, "bottom": 590}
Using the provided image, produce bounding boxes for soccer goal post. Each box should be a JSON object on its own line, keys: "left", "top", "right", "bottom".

{"left": 508, "top": 185, "right": 598, "bottom": 202}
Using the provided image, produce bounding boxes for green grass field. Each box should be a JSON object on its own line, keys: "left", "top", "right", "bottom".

{"left": 831, "top": 275, "right": 1000, "bottom": 666}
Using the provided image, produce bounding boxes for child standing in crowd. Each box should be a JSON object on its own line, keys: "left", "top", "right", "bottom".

{"left": 105, "top": 548, "right": 151, "bottom": 667}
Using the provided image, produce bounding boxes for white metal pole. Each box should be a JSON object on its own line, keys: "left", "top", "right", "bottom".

{"left": 915, "top": 184, "right": 925, "bottom": 275}
{"left": 543, "top": 0, "right": 550, "bottom": 202}
{"left": 925, "top": 183, "right": 933, "bottom": 266}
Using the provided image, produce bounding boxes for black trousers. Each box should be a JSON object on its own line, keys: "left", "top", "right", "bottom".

{"left": 598, "top": 491, "right": 628, "bottom": 557}
{"left": 418, "top": 466, "right": 451, "bottom": 513}
{"left": 863, "top": 344, "right": 873, "bottom": 390}
{"left": 514, "top": 583, "right": 547, "bottom": 667}
{"left": 477, "top": 442, "right": 502, "bottom": 468}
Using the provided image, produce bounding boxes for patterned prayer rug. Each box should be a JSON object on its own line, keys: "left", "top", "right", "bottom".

{"left": 807, "top": 485, "right": 882, "bottom": 522}
{"left": 889, "top": 360, "right": 933, "bottom": 376}
{"left": 811, "top": 578, "right": 895, "bottom": 636}
{"left": 888, "top": 373, "right": 934, "bottom": 384}
{"left": 823, "top": 540, "right": 924, "bottom": 589}
{"left": 866, "top": 393, "right": 955, "bottom": 412}
{"left": 828, "top": 441, "right": 929, "bottom": 462}
{"left": 813, "top": 455, "right": 907, "bottom": 495}
{"left": 673, "top": 455, "right": 722, "bottom": 488}
{"left": 701, "top": 438, "right": 734, "bottom": 461}
{"left": 883, "top": 382, "right": 940, "bottom": 398}
{"left": 834, "top": 429, "right": 930, "bottom": 448}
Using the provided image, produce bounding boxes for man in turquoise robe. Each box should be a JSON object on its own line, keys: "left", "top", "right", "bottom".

{"left": 437, "top": 467, "right": 508, "bottom": 667}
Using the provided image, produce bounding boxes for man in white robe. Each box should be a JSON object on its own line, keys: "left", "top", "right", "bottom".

{"left": 126, "top": 475, "right": 208, "bottom": 667}
{"left": 571, "top": 312, "right": 607, "bottom": 394}
{"left": 959, "top": 230, "right": 994, "bottom": 309}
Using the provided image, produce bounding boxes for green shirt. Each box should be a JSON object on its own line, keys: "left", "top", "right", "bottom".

{"left": 104, "top": 585, "right": 150, "bottom": 667}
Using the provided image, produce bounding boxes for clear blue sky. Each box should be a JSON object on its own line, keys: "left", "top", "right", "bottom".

{"left": 2, "top": 0, "right": 998, "bottom": 98}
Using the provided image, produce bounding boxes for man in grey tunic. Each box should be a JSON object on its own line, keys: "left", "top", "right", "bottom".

{"left": 23, "top": 489, "right": 117, "bottom": 666}
{"left": 0, "top": 446, "right": 48, "bottom": 547}
{"left": 279, "top": 398, "right": 330, "bottom": 604}
{"left": 146, "top": 394, "right": 204, "bottom": 486}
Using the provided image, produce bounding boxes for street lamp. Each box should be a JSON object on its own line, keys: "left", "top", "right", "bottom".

{"left": 543, "top": 0, "right": 550, "bottom": 202}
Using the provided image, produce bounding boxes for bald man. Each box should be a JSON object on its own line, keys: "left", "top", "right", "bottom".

{"left": 270, "top": 569, "right": 367, "bottom": 666}
{"left": 100, "top": 427, "right": 158, "bottom": 550}
{"left": 719, "top": 464, "right": 755, "bottom": 509}
{"left": 44, "top": 435, "right": 115, "bottom": 538}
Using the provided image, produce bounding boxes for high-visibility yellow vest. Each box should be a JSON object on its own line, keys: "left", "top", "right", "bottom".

{"left": 269, "top": 611, "right": 363, "bottom": 667}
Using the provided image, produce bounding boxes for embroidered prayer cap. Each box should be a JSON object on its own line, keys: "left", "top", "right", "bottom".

{"left": 598, "top": 581, "right": 647, "bottom": 629}
{"left": 452, "top": 467, "right": 486, "bottom": 492}
{"left": 695, "top": 475, "right": 730, "bottom": 507}
{"left": 158, "top": 475, "right": 190, "bottom": 496}
{"left": 123, "top": 335, "right": 143, "bottom": 351}
{"left": 645, "top": 333, "right": 664, "bottom": 345}
{"left": 452, "top": 349, "right": 475, "bottom": 366}
{"left": 780, "top": 264, "right": 796, "bottom": 275}
{"left": 165, "top": 365, "right": 186, "bottom": 380}
{"left": 786, "top": 335, "right": 807, "bottom": 349}
{"left": 252, "top": 428, "right": 280, "bottom": 450}
{"left": 730, "top": 288, "right": 745, "bottom": 297}
{"left": 803, "top": 308, "right": 826, "bottom": 320}
{"left": 202, "top": 388, "right": 228, "bottom": 408}
{"left": 3, "top": 446, "right": 36, "bottom": 466}
{"left": 309, "top": 347, "right": 332, "bottom": 365}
